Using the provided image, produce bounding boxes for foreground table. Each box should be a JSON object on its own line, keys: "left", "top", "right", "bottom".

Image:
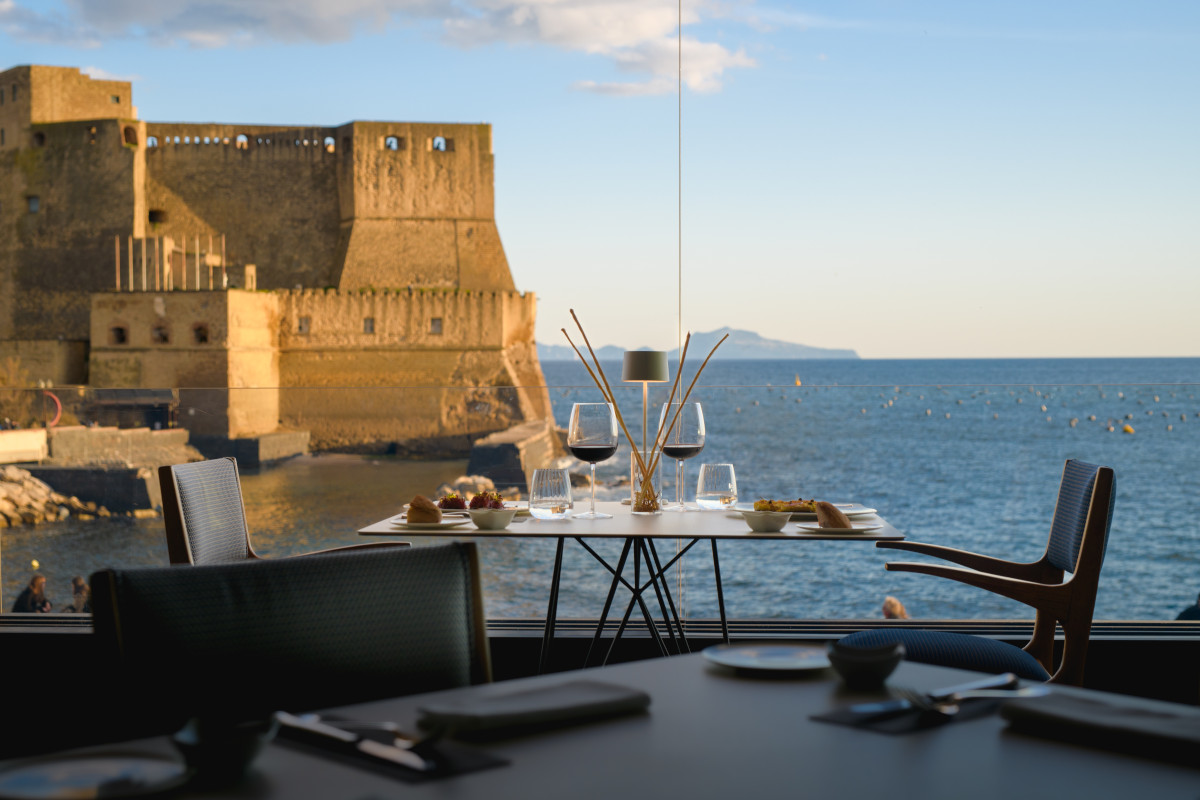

{"left": 16, "top": 655, "right": 1197, "bottom": 799}
{"left": 361, "top": 501, "right": 905, "bottom": 669}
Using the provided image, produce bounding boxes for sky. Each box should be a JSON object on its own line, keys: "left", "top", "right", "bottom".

{"left": 2, "top": 1, "right": 1198, "bottom": 358}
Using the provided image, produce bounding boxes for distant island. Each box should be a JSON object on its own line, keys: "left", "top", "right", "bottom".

{"left": 538, "top": 327, "right": 859, "bottom": 361}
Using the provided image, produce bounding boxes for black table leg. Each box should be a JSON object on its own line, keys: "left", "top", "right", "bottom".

{"left": 585, "top": 538, "right": 633, "bottom": 668}
{"left": 538, "top": 536, "right": 566, "bottom": 674}
{"left": 639, "top": 540, "right": 680, "bottom": 655}
{"left": 647, "top": 539, "right": 689, "bottom": 652}
{"left": 711, "top": 539, "right": 729, "bottom": 644}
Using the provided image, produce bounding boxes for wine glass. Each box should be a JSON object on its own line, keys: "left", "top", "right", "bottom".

{"left": 658, "top": 401, "right": 705, "bottom": 511}
{"left": 567, "top": 403, "right": 618, "bottom": 519}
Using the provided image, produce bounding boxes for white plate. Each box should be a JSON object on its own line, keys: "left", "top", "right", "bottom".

{"left": 733, "top": 502, "right": 878, "bottom": 520}
{"left": 702, "top": 643, "right": 831, "bottom": 672}
{"left": 391, "top": 519, "right": 472, "bottom": 530}
{"left": 794, "top": 521, "right": 884, "bottom": 534}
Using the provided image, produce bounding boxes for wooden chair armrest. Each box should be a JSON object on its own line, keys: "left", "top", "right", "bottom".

{"left": 876, "top": 540, "right": 1048, "bottom": 581}
{"left": 297, "top": 542, "right": 412, "bottom": 557}
{"left": 885, "top": 561, "right": 1070, "bottom": 617}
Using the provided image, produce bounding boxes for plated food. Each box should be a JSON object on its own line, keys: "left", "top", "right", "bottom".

{"left": 753, "top": 498, "right": 816, "bottom": 513}
{"left": 407, "top": 495, "right": 442, "bottom": 524}
{"left": 814, "top": 501, "right": 852, "bottom": 529}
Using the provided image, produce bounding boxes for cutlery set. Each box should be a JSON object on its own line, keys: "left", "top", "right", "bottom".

{"left": 848, "top": 672, "right": 1049, "bottom": 719}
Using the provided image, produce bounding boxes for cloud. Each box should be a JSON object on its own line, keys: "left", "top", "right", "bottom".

{"left": 1, "top": 0, "right": 756, "bottom": 94}
{"left": 81, "top": 65, "right": 141, "bottom": 82}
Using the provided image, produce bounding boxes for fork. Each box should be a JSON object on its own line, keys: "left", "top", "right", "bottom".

{"left": 893, "top": 685, "right": 1050, "bottom": 716}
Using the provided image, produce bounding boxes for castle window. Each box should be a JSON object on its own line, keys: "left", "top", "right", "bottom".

{"left": 123, "top": 126, "right": 138, "bottom": 146}
{"left": 148, "top": 209, "right": 168, "bottom": 224}
{"left": 147, "top": 136, "right": 158, "bottom": 147}
{"left": 26, "top": 196, "right": 39, "bottom": 214}
{"left": 183, "top": 136, "right": 190, "bottom": 144}
{"left": 32, "top": 131, "right": 45, "bottom": 147}
{"left": 110, "top": 95, "right": 120, "bottom": 104}
{"left": 324, "top": 136, "right": 335, "bottom": 153}
{"left": 151, "top": 325, "right": 170, "bottom": 345}
{"left": 203, "top": 136, "right": 210, "bottom": 144}
{"left": 88, "top": 126, "right": 97, "bottom": 145}
{"left": 384, "top": 136, "right": 403, "bottom": 151}
{"left": 363, "top": 317, "right": 375, "bottom": 334}
{"left": 192, "top": 324, "right": 210, "bottom": 345}
{"left": 297, "top": 316, "right": 311, "bottom": 335}
{"left": 430, "top": 317, "right": 443, "bottom": 335}
{"left": 236, "top": 134, "right": 249, "bottom": 149}
{"left": 173, "top": 136, "right": 180, "bottom": 144}
{"left": 222, "top": 137, "right": 230, "bottom": 145}
{"left": 431, "top": 136, "right": 455, "bottom": 152}
{"left": 110, "top": 326, "right": 128, "bottom": 346}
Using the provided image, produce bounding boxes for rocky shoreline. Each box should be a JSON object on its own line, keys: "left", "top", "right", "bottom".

{"left": 0, "top": 465, "right": 113, "bottom": 527}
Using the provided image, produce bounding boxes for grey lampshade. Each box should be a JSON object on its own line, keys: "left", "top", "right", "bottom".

{"left": 622, "top": 350, "right": 669, "bottom": 383}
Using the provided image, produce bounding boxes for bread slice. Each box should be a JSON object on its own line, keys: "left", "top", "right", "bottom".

{"left": 814, "top": 501, "right": 852, "bottom": 529}
{"left": 407, "top": 495, "right": 442, "bottom": 523}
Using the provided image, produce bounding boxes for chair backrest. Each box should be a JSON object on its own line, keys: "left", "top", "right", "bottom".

{"left": 91, "top": 542, "right": 491, "bottom": 721}
{"left": 159, "top": 457, "right": 254, "bottom": 565}
{"left": 1045, "top": 459, "right": 1114, "bottom": 574}
{"left": 1034, "top": 459, "right": 1116, "bottom": 683}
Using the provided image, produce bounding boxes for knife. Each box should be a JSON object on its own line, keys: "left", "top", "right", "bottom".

{"left": 847, "top": 673, "right": 1021, "bottom": 716}
{"left": 275, "top": 711, "right": 434, "bottom": 772}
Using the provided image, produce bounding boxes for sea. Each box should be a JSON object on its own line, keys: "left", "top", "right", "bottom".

{"left": 3, "top": 358, "right": 1198, "bottom": 623}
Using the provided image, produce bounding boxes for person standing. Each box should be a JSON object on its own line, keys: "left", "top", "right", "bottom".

{"left": 1176, "top": 592, "right": 1200, "bottom": 621}
{"left": 12, "top": 574, "right": 52, "bottom": 613}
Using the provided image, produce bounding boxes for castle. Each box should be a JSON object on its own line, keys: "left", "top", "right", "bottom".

{"left": 0, "top": 65, "right": 552, "bottom": 457}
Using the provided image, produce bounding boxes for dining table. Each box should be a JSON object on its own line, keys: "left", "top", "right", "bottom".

{"left": 9, "top": 653, "right": 1197, "bottom": 799}
{"left": 359, "top": 501, "right": 906, "bottom": 671}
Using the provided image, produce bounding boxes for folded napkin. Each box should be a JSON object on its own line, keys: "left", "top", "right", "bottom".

{"left": 1001, "top": 692, "right": 1200, "bottom": 768}
{"left": 811, "top": 698, "right": 1003, "bottom": 735}
{"left": 417, "top": 680, "right": 651, "bottom": 740}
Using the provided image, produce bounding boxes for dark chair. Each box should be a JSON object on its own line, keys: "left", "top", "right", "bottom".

{"left": 90, "top": 542, "right": 491, "bottom": 721}
{"left": 841, "top": 459, "right": 1115, "bottom": 685}
{"left": 159, "top": 456, "right": 408, "bottom": 565}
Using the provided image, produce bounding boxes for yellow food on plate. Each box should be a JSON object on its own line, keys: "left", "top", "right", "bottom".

{"left": 753, "top": 498, "right": 816, "bottom": 513}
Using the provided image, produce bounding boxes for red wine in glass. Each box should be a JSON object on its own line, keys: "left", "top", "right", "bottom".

{"left": 658, "top": 402, "right": 705, "bottom": 511}
{"left": 569, "top": 444, "right": 619, "bottom": 463}
{"left": 567, "top": 403, "right": 618, "bottom": 519}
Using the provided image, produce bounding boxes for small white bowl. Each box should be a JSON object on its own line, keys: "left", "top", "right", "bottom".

{"left": 739, "top": 510, "right": 792, "bottom": 533}
{"left": 469, "top": 507, "right": 517, "bottom": 530}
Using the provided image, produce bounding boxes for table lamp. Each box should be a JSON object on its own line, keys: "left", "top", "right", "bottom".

{"left": 622, "top": 351, "right": 670, "bottom": 456}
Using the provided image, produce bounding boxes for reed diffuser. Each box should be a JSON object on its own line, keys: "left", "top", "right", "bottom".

{"left": 563, "top": 311, "right": 727, "bottom": 513}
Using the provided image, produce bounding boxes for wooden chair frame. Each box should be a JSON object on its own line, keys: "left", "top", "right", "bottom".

{"left": 876, "top": 462, "right": 1115, "bottom": 685}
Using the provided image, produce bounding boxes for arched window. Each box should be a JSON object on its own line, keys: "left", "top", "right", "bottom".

{"left": 123, "top": 126, "right": 138, "bottom": 146}
{"left": 384, "top": 136, "right": 401, "bottom": 151}
{"left": 222, "top": 137, "right": 230, "bottom": 145}
{"left": 203, "top": 136, "right": 211, "bottom": 144}
{"left": 432, "top": 136, "right": 447, "bottom": 152}
{"left": 147, "top": 136, "right": 158, "bottom": 148}
{"left": 151, "top": 325, "right": 170, "bottom": 345}
{"left": 236, "top": 134, "right": 249, "bottom": 150}
{"left": 324, "top": 136, "right": 335, "bottom": 153}
{"left": 32, "top": 131, "right": 45, "bottom": 147}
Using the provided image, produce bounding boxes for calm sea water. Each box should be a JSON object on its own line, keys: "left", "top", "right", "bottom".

{"left": 4, "top": 358, "right": 1198, "bottom": 622}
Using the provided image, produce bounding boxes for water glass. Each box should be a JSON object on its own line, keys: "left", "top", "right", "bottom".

{"left": 529, "top": 468, "right": 573, "bottom": 519}
{"left": 696, "top": 464, "right": 737, "bottom": 510}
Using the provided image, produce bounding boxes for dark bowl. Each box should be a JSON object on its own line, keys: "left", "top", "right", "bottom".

{"left": 827, "top": 640, "right": 905, "bottom": 689}
{"left": 171, "top": 716, "right": 279, "bottom": 786}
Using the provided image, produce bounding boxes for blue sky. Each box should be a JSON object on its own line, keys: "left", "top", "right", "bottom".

{"left": 3, "top": 1, "right": 1198, "bottom": 357}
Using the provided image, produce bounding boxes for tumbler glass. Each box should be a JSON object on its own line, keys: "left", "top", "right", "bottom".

{"left": 695, "top": 464, "right": 738, "bottom": 510}
{"left": 529, "top": 468, "right": 574, "bottom": 519}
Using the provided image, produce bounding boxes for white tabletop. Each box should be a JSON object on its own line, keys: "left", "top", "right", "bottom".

{"left": 359, "top": 501, "right": 905, "bottom": 541}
